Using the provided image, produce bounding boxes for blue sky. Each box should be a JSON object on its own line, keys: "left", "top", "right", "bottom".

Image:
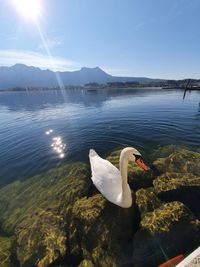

{"left": 0, "top": 0, "right": 200, "bottom": 79}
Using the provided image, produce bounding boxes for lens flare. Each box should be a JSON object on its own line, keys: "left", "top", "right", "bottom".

{"left": 13, "top": 0, "right": 42, "bottom": 21}
{"left": 11, "top": 0, "right": 66, "bottom": 92}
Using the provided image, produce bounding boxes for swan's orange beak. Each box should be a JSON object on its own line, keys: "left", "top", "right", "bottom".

{"left": 135, "top": 158, "right": 149, "bottom": 171}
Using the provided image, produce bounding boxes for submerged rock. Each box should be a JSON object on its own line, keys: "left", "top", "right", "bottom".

{"left": 153, "top": 172, "right": 200, "bottom": 217}
{"left": 135, "top": 187, "right": 162, "bottom": 217}
{"left": 140, "top": 201, "right": 199, "bottom": 233}
{"left": 0, "top": 162, "right": 91, "bottom": 267}
{"left": 14, "top": 208, "right": 66, "bottom": 267}
{"left": 132, "top": 201, "right": 200, "bottom": 267}
{"left": 153, "top": 148, "right": 200, "bottom": 176}
{"left": 0, "top": 145, "right": 200, "bottom": 267}
{"left": 0, "top": 163, "right": 90, "bottom": 234}
{"left": 0, "top": 160, "right": 136, "bottom": 267}
{"left": 78, "top": 260, "right": 94, "bottom": 267}
{"left": 70, "top": 194, "right": 135, "bottom": 267}
{"left": 0, "top": 236, "right": 12, "bottom": 267}
{"left": 154, "top": 172, "right": 200, "bottom": 193}
{"left": 150, "top": 144, "right": 184, "bottom": 161}
{"left": 132, "top": 146, "right": 200, "bottom": 267}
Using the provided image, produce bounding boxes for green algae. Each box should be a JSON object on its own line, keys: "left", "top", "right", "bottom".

{"left": 132, "top": 200, "right": 200, "bottom": 267}
{"left": 70, "top": 194, "right": 134, "bottom": 267}
{"left": 78, "top": 260, "right": 94, "bottom": 267}
{"left": 15, "top": 208, "right": 67, "bottom": 267}
{"left": 0, "top": 162, "right": 90, "bottom": 234}
{"left": 153, "top": 148, "right": 200, "bottom": 176}
{"left": 150, "top": 144, "right": 185, "bottom": 160}
{"left": 72, "top": 194, "right": 106, "bottom": 224}
{"left": 0, "top": 162, "right": 91, "bottom": 267}
{"left": 0, "top": 236, "right": 12, "bottom": 267}
{"left": 135, "top": 187, "right": 162, "bottom": 217}
{"left": 153, "top": 172, "right": 200, "bottom": 193}
{"left": 152, "top": 148, "right": 200, "bottom": 217}
{"left": 0, "top": 145, "right": 200, "bottom": 267}
{"left": 140, "top": 201, "right": 199, "bottom": 233}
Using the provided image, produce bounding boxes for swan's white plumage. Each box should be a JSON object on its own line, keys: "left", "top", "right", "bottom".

{"left": 89, "top": 149, "right": 132, "bottom": 207}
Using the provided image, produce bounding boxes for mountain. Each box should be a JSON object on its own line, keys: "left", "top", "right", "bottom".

{"left": 0, "top": 64, "right": 162, "bottom": 89}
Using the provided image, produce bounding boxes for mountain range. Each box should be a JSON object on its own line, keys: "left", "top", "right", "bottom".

{"left": 0, "top": 64, "right": 162, "bottom": 89}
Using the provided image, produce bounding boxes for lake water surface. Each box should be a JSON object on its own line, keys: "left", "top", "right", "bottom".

{"left": 0, "top": 88, "right": 199, "bottom": 185}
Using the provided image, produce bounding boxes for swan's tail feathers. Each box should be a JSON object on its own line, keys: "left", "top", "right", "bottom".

{"left": 89, "top": 149, "right": 98, "bottom": 157}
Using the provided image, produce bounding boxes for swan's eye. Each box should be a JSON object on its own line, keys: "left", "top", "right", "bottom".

{"left": 134, "top": 154, "right": 143, "bottom": 162}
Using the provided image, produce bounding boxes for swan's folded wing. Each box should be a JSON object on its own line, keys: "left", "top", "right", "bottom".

{"left": 89, "top": 152, "right": 122, "bottom": 203}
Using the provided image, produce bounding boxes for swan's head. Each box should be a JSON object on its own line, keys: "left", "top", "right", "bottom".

{"left": 122, "top": 147, "right": 149, "bottom": 171}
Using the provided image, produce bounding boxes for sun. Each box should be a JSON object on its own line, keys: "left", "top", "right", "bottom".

{"left": 12, "top": 0, "right": 42, "bottom": 21}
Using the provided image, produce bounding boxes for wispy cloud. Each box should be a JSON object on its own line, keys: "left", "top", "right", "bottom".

{"left": 0, "top": 49, "right": 79, "bottom": 71}
{"left": 38, "top": 36, "right": 64, "bottom": 50}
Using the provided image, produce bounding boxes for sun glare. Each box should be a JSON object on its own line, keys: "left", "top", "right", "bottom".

{"left": 13, "top": 0, "right": 42, "bottom": 21}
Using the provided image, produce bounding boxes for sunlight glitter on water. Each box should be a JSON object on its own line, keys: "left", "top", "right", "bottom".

{"left": 45, "top": 130, "right": 66, "bottom": 159}
{"left": 45, "top": 129, "right": 54, "bottom": 135}
{"left": 51, "top": 136, "right": 66, "bottom": 159}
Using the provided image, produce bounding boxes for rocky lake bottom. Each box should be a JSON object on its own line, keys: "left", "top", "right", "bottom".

{"left": 0, "top": 144, "right": 199, "bottom": 267}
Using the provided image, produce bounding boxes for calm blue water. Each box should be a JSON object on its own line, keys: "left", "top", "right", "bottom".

{"left": 0, "top": 88, "right": 199, "bottom": 185}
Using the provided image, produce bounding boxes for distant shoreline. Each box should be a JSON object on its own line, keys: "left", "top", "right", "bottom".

{"left": 1, "top": 85, "right": 200, "bottom": 93}
{"left": 0, "top": 86, "right": 165, "bottom": 92}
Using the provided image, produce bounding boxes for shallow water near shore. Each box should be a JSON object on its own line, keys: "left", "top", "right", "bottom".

{"left": 0, "top": 88, "right": 199, "bottom": 185}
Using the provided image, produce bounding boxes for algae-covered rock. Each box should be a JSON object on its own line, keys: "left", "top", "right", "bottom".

{"left": 3, "top": 159, "right": 136, "bottom": 267}
{"left": 154, "top": 172, "right": 200, "bottom": 193}
{"left": 0, "top": 145, "right": 200, "bottom": 267}
{"left": 78, "top": 260, "right": 94, "bottom": 267}
{"left": 70, "top": 194, "right": 135, "bottom": 267}
{"left": 0, "top": 162, "right": 90, "bottom": 234}
{"left": 14, "top": 208, "right": 66, "bottom": 267}
{"left": 153, "top": 172, "right": 200, "bottom": 217}
{"left": 153, "top": 148, "right": 200, "bottom": 176}
{"left": 151, "top": 144, "right": 184, "bottom": 161}
{"left": 135, "top": 187, "right": 162, "bottom": 217}
{"left": 0, "top": 236, "right": 12, "bottom": 267}
{"left": 72, "top": 194, "right": 106, "bottom": 225}
{"left": 140, "top": 201, "right": 199, "bottom": 233}
{"left": 68, "top": 195, "right": 107, "bottom": 260}
{"left": 151, "top": 147, "right": 200, "bottom": 217}
{"left": 132, "top": 201, "right": 200, "bottom": 267}
{"left": 0, "top": 162, "right": 90, "bottom": 267}
{"left": 132, "top": 146, "right": 200, "bottom": 267}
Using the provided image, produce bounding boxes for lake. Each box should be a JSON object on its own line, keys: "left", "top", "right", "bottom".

{"left": 0, "top": 88, "right": 199, "bottom": 185}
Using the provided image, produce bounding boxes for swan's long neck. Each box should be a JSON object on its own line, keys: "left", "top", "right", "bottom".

{"left": 119, "top": 152, "right": 129, "bottom": 195}
{"left": 118, "top": 150, "right": 132, "bottom": 207}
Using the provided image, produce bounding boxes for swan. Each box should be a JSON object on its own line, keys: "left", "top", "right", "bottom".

{"left": 89, "top": 147, "right": 149, "bottom": 208}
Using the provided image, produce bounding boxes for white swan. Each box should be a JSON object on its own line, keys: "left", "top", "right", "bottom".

{"left": 89, "top": 147, "right": 149, "bottom": 208}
